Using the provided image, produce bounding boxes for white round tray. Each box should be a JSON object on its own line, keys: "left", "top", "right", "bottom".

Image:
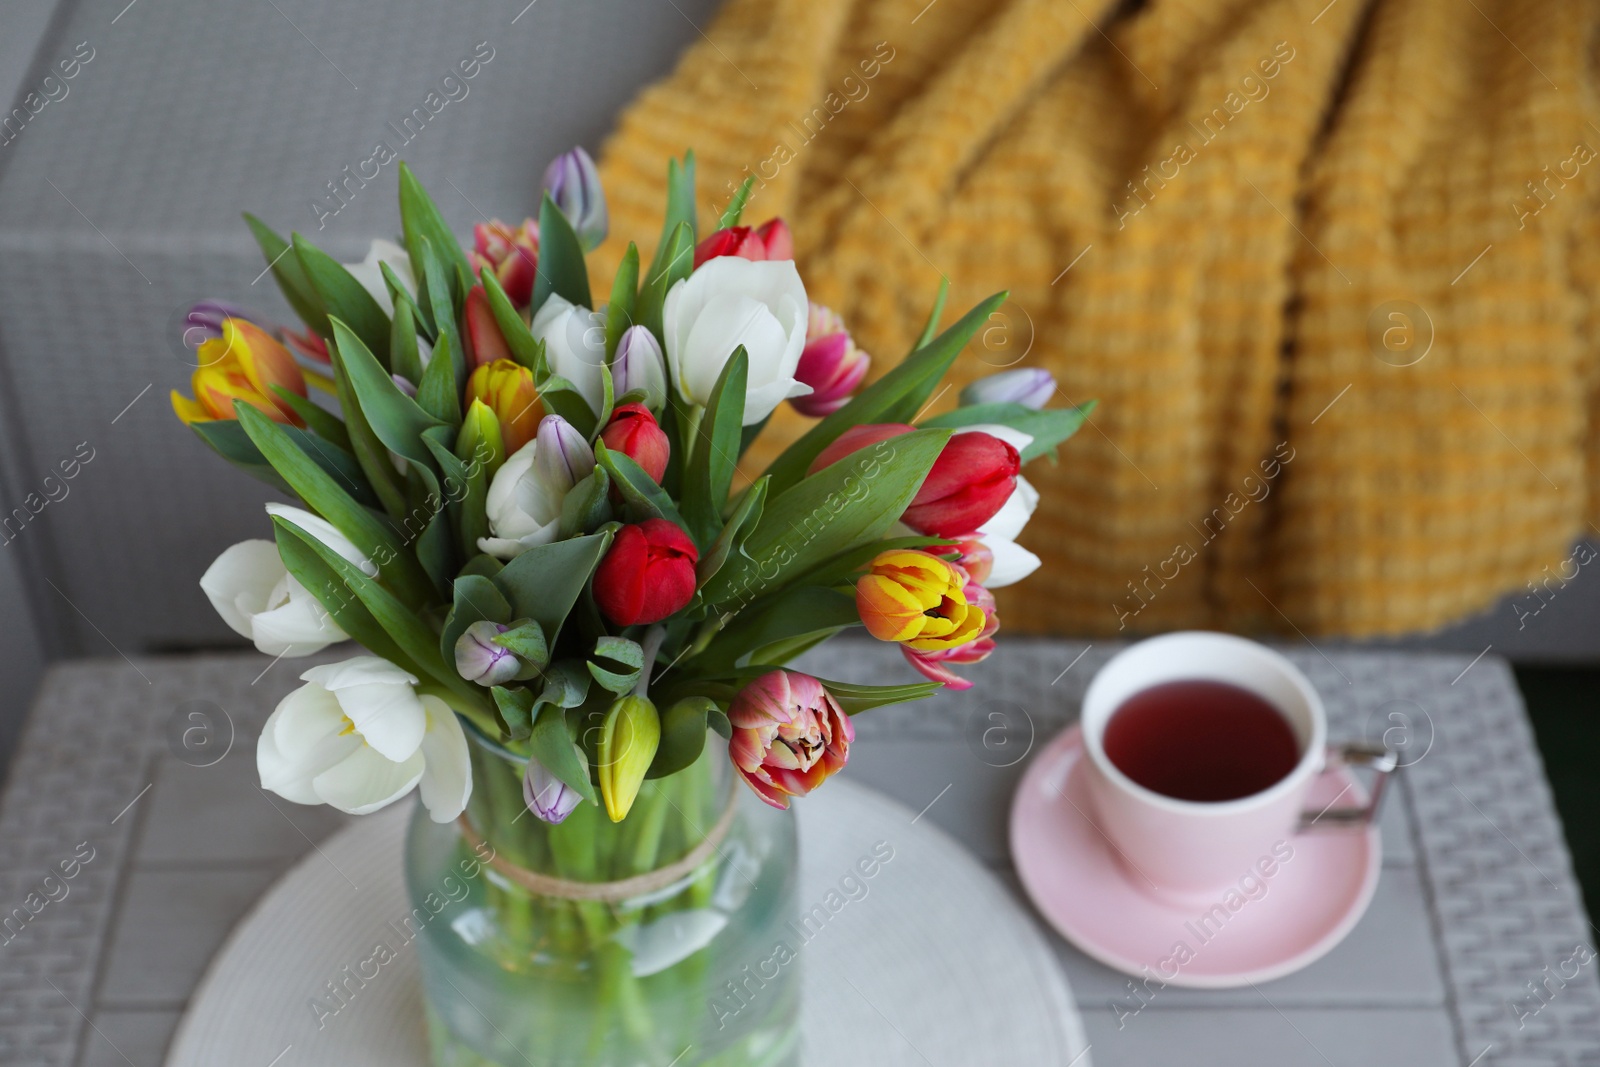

{"left": 164, "top": 778, "right": 1088, "bottom": 1067}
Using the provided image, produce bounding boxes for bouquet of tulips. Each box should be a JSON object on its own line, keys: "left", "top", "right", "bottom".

{"left": 171, "top": 146, "right": 1088, "bottom": 1063}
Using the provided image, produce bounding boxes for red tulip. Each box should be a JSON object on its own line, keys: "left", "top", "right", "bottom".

{"left": 693, "top": 217, "right": 794, "bottom": 268}
{"left": 600, "top": 403, "right": 670, "bottom": 483}
{"left": 791, "top": 303, "right": 870, "bottom": 417}
{"left": 593, "top": 518, "right": 699, "bottom": 626}
{"left": 464, "top": 285, "right": 513, "bottom": 370}
{"left": 728, "top": 670, "right": 853, "bottom": 809}
{"left": 901, "top": 431, "right": 1020, "bottom": 537}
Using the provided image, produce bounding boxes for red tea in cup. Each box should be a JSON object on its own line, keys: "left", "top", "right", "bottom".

{"left": 1102, "top": 679, "right": 1301, "bottom": 803}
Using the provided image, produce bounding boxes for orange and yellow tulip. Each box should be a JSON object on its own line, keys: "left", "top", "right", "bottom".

{"left": 855, "top": 548, "right": 985, "bottom": 652}
{"left": 171, "top": 318, "right": 307, "bottom": 426}
{"left": 465, "top": 358, "right": 541, "bottom": 454}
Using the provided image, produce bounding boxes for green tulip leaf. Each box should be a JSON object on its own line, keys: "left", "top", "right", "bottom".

{"left": 912, "top": 275, "right": 950, "bottom": 351}
{"left": 389, "top": 302, "right": 425, "bottom": 387}
{"left": 681, "top": 346, "right": 746, "bottom": 545}
{"left": 636, "top": 220, "right": 694, "bottom": 341}
{"left": 491, "top": 685, "right": 536, "bottom": 741}
{"left": 919, "top": 400, "right": 1098, "bottom": 462}
{"left": 718, "top": 175, "right": 756, "bottom": 229}
{"left": 532, "top": 193, "right": 592, "bottom": 315}
{"left": 594, "top": 441, "right": 692, "bottom": 533}
{"left": 588, "top": 636, "right": 644, "bottom": 694}
{"left": 292, "top": 234, "right": 390, "bottom": 362}
{"left": 701, "top": 427, "right": 951, "bottom": 611}
{"left": 398, "top": 162, "right": 472, "bottom": 307}
{"left": 604, "top": 243, "right": 640, "bottom": 360}
{"left": 192, "top": 417, "right": 374, "bottom": 508}
{"left": 415, "top": 332, "right": 462, "bottom": 426}
{"left": 688, "top": 586, "right": 859, "bottom": 676}
{"left": 439, "top": 574, "right": 513, "bottom": 665}
{"left": 382, "top": 261, "right": 434, "bottom": 342}
{"left": 243, "top": 213, "right": 329, "bottom": 336}
{"left": 695, "top": 476, "right": 767, "bottom": 589}
{"left": 493, "top": 620, "right": 550, "bottom": 673}
{"left": 492, "top": 531, "right": 614, "bottom": 644}
{"left": 478, "top": 267, "right": 544, "bottom": 371}
{"left": 236, "top": 403, "right": 434, "bottom": 607}
{"left": 646, "top": 696, "right": 719, "bottom": 779}
{"left": 558, "top": 467, "right": 612, "bottom": 540}
{"left": 418, "top": 237, "right": 465, "bottom": 393}
{"left": 527, "top": 697, "right": 597, "bottom": 804}
{"left": 819, "top": 679, "right": 946, "bottom": 716}
{"left": 271, "top": 517, "right": 416, "bottom": 673}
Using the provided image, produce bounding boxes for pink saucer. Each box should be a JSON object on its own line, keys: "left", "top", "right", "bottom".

{"left": 1010, "top": 724, "right": 1381, "bottom": 989}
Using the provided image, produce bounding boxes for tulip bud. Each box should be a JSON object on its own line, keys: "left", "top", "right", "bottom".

{"left": 959, "top": 368, "right": 1056, "bottom": 410}
{"left": 535, "top": 414, "right": 596, "bottom": 492}
{"left": 791, "top": 303, "right": 870, "bottom": 417}
{"left": 611, "top": 325, "right": 668, "bottom": 412}
{"left": 456, "top": 399, "right": 507, "bottom": 478}
{"left": 901, "top": 432, "right": 1021, "bottom": 538}
{"left": 472, "top": 218, "right": 540, "bottom": 308}
{"left": 543, "top": 146, "right": 608, "bottom": 251}
{"left": 464, "top": 285, "right": 513, "bottom": 369}
{"left": 600, "top": 404, "right": 670, "bottom": 483}
{"left": 523, "top": 755, "right": 583, "bottom": 824}
{"left": 728, "top": 670, "right": 853, "bottom": 809}
{"left": 692, "top": 217, "right": 793, "bottom": 268}
{"left": 466, "top": 359, "right": 541, "bottom": 454}
{"left": 455, "top": 621, "right": 521, "bottom": 686}
{"left": 597, "top": 695, "right": 660, "bottom": 822}
{"left": 593, "top": 518, "right": 699, "bottom": 626}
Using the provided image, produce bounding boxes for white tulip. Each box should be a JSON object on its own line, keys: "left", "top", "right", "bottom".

{"left": 478, "top": 415, "right": 595, "bottom": 560}
{"left": 344, "top": 239, "right": 415, "bottom": 317}
{"left": 200, "top": 541, "right": 348, "bottom": 657}
{"left": 955, "top": 424, "right": 1041, "bottom": 589}
{"left": 264, "top": 503, "right": 379, "bottom": 577}
{"left": 201, "top": 504, "right": 374, "bottom": 656}
{"left": 531, "top": 294, "right": 608, "bottom": 415}
{"left": 978, "top": 476, "right": 1041, "bottom": 588}
{"left": 663, "top": 257, "right": 811, "bottom": 424}
{"left": 257, "top": 656, "right": 471, "bottom": 823}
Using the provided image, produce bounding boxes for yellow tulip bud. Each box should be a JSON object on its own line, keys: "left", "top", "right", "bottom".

{"left": 597, "top": 695, "right": 660, "bottom": 822}
{"left": 465, "top": 358, "right": 540, "bottom": 454}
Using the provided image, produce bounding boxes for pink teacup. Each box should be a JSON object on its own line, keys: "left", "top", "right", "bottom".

{"left": 1079, "top": 632, "right": 1393, "bottom": 903}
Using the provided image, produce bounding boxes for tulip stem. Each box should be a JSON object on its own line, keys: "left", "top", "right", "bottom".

{"left": 633, "top": 624, "right": 668, "bottom": 697}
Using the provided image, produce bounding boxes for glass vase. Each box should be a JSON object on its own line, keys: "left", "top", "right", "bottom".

{"left": 404, "top": 728, "right": 800, "bottom": 1067}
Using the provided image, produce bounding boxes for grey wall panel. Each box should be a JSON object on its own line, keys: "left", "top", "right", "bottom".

{"left": 0, "top": 0, "right": 723, "bottom": 657}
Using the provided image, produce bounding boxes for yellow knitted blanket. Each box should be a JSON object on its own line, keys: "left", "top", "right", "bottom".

{"left": 594, "top": 0, "right": 1600, "bottom": 638}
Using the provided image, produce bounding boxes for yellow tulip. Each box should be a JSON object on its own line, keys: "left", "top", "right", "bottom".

{"left": 465, "top": 359, "right": 541, "bottom": 454}
{"left": 171, "top": 318, "right": 307, "bottom": 426}
{"left": 855, "top": 548, "right": 985, "bottom": 651}
{"left": 597, "top": 695, "right": 660, "bottom": 822}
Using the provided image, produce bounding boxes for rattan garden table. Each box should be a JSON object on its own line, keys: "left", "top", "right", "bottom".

{"left": 1, "top": 640, "right": 1595, "bottom": 1066}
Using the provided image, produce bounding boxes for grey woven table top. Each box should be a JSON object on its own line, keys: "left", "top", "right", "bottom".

{"left": 0, "top": 640, "right": 1595, "bottom": 1066}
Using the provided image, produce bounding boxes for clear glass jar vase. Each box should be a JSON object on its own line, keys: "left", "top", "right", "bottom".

{"left": 404, "top": 728, "right": 800, "bottom": 1067}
